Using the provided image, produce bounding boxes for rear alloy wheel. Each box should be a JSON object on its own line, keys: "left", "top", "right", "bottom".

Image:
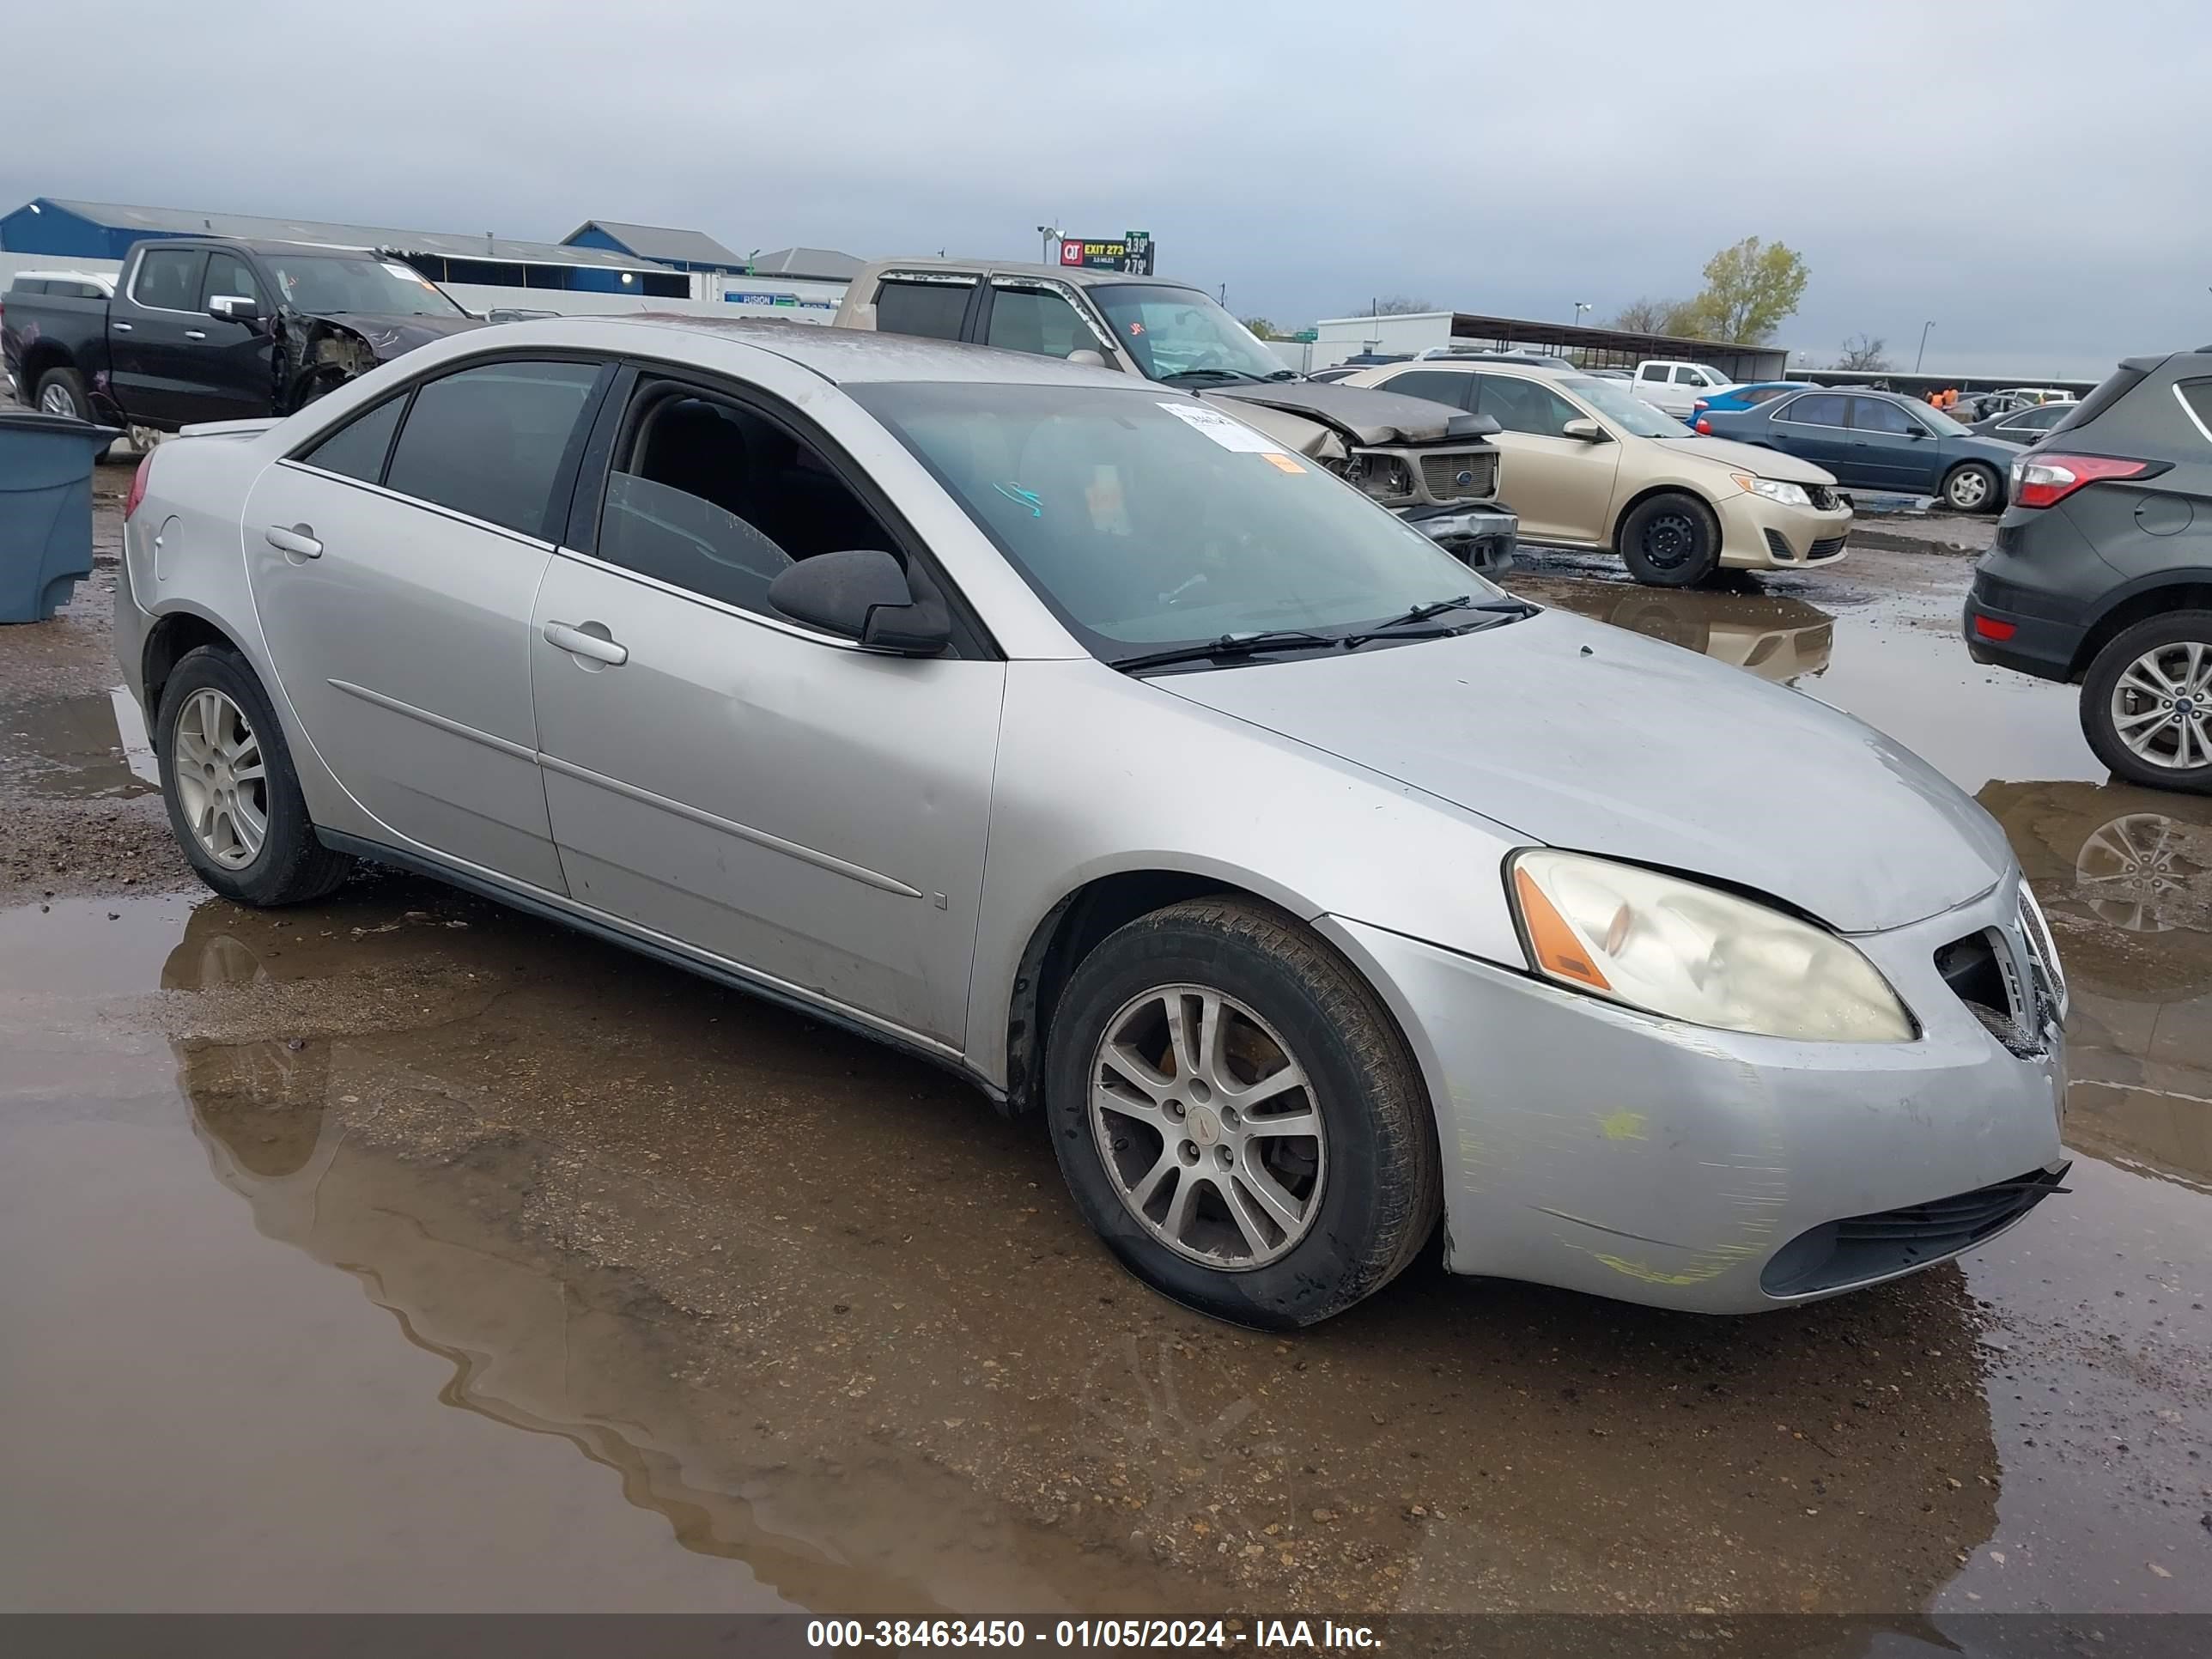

{"left": 35, "top": 368, "right": 92, "bottom": 421}
{"left": 1942, "top": 462, "right": 2002, "bottom": 513}
{"left": 2081, "top": 611, "right": 2212, "bottom": 793}
{"left": 1045, "top": 896, "right": 1440, "bottom": 1328}
{"left": 1619, "top": 491, "right": 1722, "bottom": 587}
{"left": 157, "top": 645, "right": 357, "bottom": 904}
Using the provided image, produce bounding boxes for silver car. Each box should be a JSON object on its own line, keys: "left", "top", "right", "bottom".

{"left": 115, "top": 317, "right": 2069, "bottom": 1328}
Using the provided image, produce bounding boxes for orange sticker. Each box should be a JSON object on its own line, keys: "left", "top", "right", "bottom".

{"left": 1259, "top": 452, "right": 1306, "bottom": 474}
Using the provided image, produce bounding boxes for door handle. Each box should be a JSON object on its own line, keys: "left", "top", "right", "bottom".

{"left": 264, "top": 524, "right": 323, "bottom": 558}
{"left": 185, "top": 329, "right": 207, "bottom": 340}
{"left": 112, "top": 321, "right": 134, "bottom": 332}
{"left": 544, "top": 621, "right": 628, "bottom": 665}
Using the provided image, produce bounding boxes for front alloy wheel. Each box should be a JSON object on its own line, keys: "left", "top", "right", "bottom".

{"left": 1090, "top": 984, "right": 1326, "bottom": 1269}
{"left": 172, "top": 687, "right": 268, "bottom": 867}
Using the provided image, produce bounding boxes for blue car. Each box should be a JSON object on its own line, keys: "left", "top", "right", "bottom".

{"left": 1698, "top": 387, "right": 2021, "bottom": 514}
{"left": 1689, "top": 380, "right": 1813, "bottom": 420}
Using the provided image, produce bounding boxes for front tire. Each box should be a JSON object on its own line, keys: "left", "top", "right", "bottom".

{"left": 156, "top": 646, "right": 356, "bottom": 904}
{"left": 2080, "top": 611, "right": 2212, "bottom": 793}
{"left": 1618, "top": 491, "right": 1722, "bottom": 586}
{"left": 1044, "top": 896, "right": 1440, "bottom": 1329}
{"left": 1942, "top": 462, "right": 2002, "bottom": 514}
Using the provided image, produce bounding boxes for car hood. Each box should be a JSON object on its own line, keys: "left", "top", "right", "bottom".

{"left": 1200, "top": 380, "right": 1498, "bottom": 447}
{"left": 1659, "top": 434, "right": 1836, "bottom": 484}
{"left": 1154, "top": 610, "right": 2013, "bottom": 933}
{"left": 301, "top": 311, "right": 489, "bottom": 360}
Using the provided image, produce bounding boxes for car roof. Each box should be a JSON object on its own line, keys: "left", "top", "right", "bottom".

{"left": 570, "top": 313, "right": 1142, "bottom": 389}
{"left": 1370, "top": 358, "right": 1573, "bottom": 376}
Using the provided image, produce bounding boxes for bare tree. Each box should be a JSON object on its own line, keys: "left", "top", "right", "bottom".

{"left": 1346, "top": 295, "right": 1437, "bottom": 317}
{"left": 1837, "top": 333, "right": 1890, "bottom": 373}
{"left": 1608, "top": 297, "right": 1677, "bottom": 334}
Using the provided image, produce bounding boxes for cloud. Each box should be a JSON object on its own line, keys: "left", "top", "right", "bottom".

{"left": 5, "top": 0, "right": 2207, "bottom": 376}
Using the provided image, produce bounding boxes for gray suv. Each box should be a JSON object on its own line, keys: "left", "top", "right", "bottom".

{"left": 1964, "top": 348, "right": 2212, "bottom": 792}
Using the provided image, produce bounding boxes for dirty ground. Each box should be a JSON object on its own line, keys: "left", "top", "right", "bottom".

{"left": 0, "top": 480, "right": 2204, "bottom": 1619}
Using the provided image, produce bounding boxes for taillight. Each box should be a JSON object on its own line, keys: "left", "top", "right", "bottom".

{"left": 1972, "top": 614, "right": 2017, "bottom": 641}
{"left": 123, "top": 452, "right": 155, "bottom": 521}
{"left": 2010, "top": 452, "right": 2152, "bottom": 509}
{"left": 1694, "top": 417, "right": 1711, "bottom": 434}
{"left": 1692, "top": 398, "right": 1709, "bottom": 415}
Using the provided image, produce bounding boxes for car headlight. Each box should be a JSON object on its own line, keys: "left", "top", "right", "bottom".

{"left": 1729, "top": 471, "right": 1812, "bottom": 507}
{"left": 1506, "top": 849, "right": 1916, "bottom": 1042}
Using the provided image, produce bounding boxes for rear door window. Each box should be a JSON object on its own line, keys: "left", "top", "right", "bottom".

{"left": 1776, "top": 394, "right": 1847, "bottom": 426}
{"left": 1638, "top": 363, "right": 1668, "bottom": 382}
{"left": 1373, "top": 369, "right": 1474, "bottom": 410}
{"left": 133, "top": 247, "right": 207, "bottom": 312}
{"left": 382, "top": 360, "right": 603, "bottom": 538}
{"left": 872, "top": 277, "right": 975, "bottom": 342}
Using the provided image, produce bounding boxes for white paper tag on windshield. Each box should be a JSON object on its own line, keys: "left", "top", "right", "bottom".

{"left": 1157, "top": 400, "right": 1289, "bottom": 454}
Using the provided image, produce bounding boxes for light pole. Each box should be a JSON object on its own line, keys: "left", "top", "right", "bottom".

{"left": 1916, "top": 319, "right": 1936, "bottom": 374}
{"left": 1036, "top": 223, "right": 1060, "bottom": 264}
{"left": 1572, "top": 301, "right": 1592, "bottom": 326}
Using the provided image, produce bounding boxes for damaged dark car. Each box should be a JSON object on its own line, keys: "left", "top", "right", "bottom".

{"left": 3, "top": 235, "right": 484, "bottom": 434}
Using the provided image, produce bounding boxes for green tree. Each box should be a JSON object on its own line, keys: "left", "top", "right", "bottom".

{"left": 1681, "top": 236, "right": 1808, "bottom": 343}
{"left": 1242, "top": 317, "right": 1280, "bottom": 339}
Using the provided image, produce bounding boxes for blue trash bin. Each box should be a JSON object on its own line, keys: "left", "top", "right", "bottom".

{"left": 0, "top": 410, "right": 125, "bottom": 624}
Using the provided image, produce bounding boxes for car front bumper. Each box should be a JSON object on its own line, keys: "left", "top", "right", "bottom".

{"left": 1402, "top": 501, "right": 1518, "bottom": 571}
{"left": 1716, "top": 494, "right": 1854, "bottom": 570}
{"left": 1321, "top": 878, "right": 2067, "bottom": 1314}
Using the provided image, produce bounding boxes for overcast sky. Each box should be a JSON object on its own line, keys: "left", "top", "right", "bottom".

{"left": 8, "top": 0, "right": 2208, "bottom": 378}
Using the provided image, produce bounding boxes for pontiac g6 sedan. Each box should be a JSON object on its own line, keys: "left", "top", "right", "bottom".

{"left": 117, "top": 317, "right": 2069, "bottom": 1328}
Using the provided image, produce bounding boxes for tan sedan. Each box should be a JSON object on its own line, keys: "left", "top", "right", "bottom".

{"left": 1340, "top": 361, "right": 1852, "bottom": 586}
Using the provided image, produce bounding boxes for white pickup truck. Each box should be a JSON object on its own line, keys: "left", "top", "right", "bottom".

{"left": 1627, "top": 359, "right": 1738, "bottom": 418}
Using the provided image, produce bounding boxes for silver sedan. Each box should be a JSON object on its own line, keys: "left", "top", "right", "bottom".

{"left": 114, "top": 317, "right": 2069, "bottom": 1327}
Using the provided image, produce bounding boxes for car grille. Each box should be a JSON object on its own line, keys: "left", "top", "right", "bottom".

{"left": 1806, "top": 484, "right": 1842, "bottom": 512}
{"left": 1806, "top": 535, "right": 1846, "bottom": 562}
{"left": 1759, "top": 1166, "right": 2069, "bottom": 1296}
{"left": 1762, "top": 527, "right": 1796, "bottom": 562}
{"left": 1931, "top": 889, "right": 2066, "bottom": 1059}
{"left": 1419, "top": 449, "right": 1497, "bottom": 501}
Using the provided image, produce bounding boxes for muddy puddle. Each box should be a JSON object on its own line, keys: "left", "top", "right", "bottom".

{"left": 0, "top": 686, "right": 158, "bottom": 800}
{"left": 2, "top": 551, "right": 2207, "bottom": 1617}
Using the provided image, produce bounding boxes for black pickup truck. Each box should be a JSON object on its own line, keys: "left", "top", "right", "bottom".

{"left": 3, "top": 236, "right": 483, "bottom": 430}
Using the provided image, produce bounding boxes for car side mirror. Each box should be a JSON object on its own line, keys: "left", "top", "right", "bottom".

{"left": 767, "top": 549, "right": 951, "bottom": 655}
{"left": 1906, "top": 425, "right": 1929, "bottom": 439}
{"left": 208, "top": 295, "right": 262, "bottom": 325}
{"left": 1560, "top": 418, "right": 1609, "bottom": 443}
{"left": 1065, "top": 348, "right": 1107, "bottom": 368}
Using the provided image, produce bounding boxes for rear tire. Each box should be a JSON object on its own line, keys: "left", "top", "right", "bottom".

{"left": 1044, "top": 896, "right": 1441, "bottom": 1329}
{"left": 1942, "top": 462, "right": 2002, "bottom": 514}
{"left": 156, "top": 646, "right": 357, "bottom": 905}
{"left": 34, "top": 367, "right": 92, "bottom": 421}
{"left": 1619, "top": 491, "right": 1723, "bottom": 586}
{"left": 2080, "top": 611, "right": 2212, "bottom": 793}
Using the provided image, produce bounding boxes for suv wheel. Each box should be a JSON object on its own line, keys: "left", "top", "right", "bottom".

{"left": 35, "top": 368, "right": 93, "bottom": 421}
{"left": 2080, "top": 611, "right": 2212, "bottom": 793}
{"left": 156, "top": 645, "right": 357, "bottom": 903}
{"left": 1619, "top": 491, "right": 1722, "bottom": 586}
{"left": 1044, "top": 896, "right": 1440, "bottom": 1329}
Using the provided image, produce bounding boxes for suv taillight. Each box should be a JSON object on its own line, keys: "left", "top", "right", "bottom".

{"left": 1692, "top": 398, "right": 1709, "bottom": 415}
{"left": 123, "top": 452, "right": 155, "bottom": 521}
{"left": 2009, "top": 452, "right": 2154, "bottom": 509}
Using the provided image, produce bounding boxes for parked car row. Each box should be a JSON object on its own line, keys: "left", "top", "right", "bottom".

{"left": 115, "top": 313, "right": 2071, "bottom": 1330}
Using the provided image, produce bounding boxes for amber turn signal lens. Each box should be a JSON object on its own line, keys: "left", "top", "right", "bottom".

{"left": 1514, "top": 866, "right": 1612, "bottom": 991}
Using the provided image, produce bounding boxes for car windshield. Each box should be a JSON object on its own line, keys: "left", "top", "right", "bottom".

{"left": 1559, "top": 377, "right": 1689, "bottom": 437}
{"left": 850, "top": 382, "right": 1507, "bottom": 659}
{"left": 1917, "top": 404, "right": 1972, "bottom": 436}
{"left": 264, "top": 254, "right": 465, "bottom": 318}
{"left": 1086, "top": 284, "right": 1293, "bottom": 383}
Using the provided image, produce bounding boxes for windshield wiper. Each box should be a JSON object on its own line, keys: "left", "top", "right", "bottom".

{"left": 1159, "top": 367, "right": 1264, "bottom": 385}
{"left": 1340, "top": 594, "right": 1538, "bottom": 649}
{"left": 1109, "top": 629, "right": 1341, "bottom": 674}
